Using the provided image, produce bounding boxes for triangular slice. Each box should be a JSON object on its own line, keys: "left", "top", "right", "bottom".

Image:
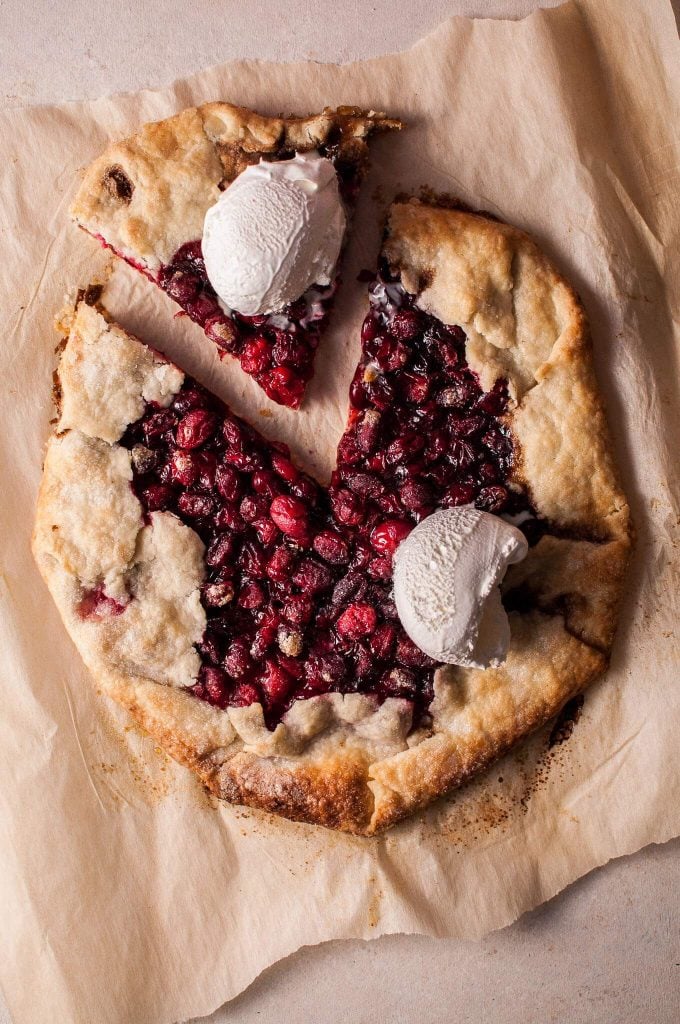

{"left": 70, "top": 103, "right": 402, "bottom": 408}
{"left": 34, "top": 197, "right": 631, "bottom": 834}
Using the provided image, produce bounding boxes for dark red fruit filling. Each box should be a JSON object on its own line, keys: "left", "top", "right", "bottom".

{"left": 154, "top": 150, "right": 363, "bottom": 409}
{"left": 157, "top": 240, "right": 334, "bottom": 409}
{"left": 119, "top": 268, "right": 532, "bottom": 728}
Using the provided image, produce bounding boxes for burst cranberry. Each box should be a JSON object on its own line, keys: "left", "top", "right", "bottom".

{"left": 223, "top": 448, "right": 259, "bottom": 472}
{"left": 199, "top": 633, "right": 222, "bottom": 665}
{"left": 250, "top": 625, "right": 277, "bottom": 660}
{"left": 368, "top": 556, "right": 392, "bottom": 580}
{"left": 261, "top": 366, "right": 305, "bottom": 408}
{"left": 199, "top": 666, "right": 229, "bottom": 707}
{"left": 194, "top": 452, "right": 217, "bottom": 489}
{"left": 349, "top": 537, "right": 372, "bottom": 571}
{"left": 355, "top": 410, "right": 382, "bottom": 452}
{"left": 222, "top": 419, "right": 245, "bottom": 450}
{"left": 450, "top": 414, "right": 486, "bottom": 438}
{"left": 443, "top": 483, "right": 476, "bottom": 507}
{"left": 206, "top": 533, "right": 236, "bottom": 567}
{"left": 141, "top": 484, "right": 173, "bottom": 511}
{"left": 370, "top": 520, "right": 412, "bottom": 555}
{"left": 336, "top": 434, "right": 361, "bottom": 465}
{"left": 252, "top": 469, "right": 280, "bottom": 496}
{"left": 313, "top": 530, "right": 350, "bottom": 564}
{"left": 270, "top": 495, "right": 309, "bottom": 540}
{"left": 396, "top": 635, "right": 434, "bottom": 668}
{"left": 238, "top": 581, "right": 265, "bottom": 609}
{"left": 240, "top": 336, "right": 273, "bottom": 375}
{"left": 305, "top": 650, "right": 347, "bottom": 691}
{"left": 214, "top": 503, "right": 247, "bottom": 532}
{"left": 177, "top": 493, "right": 213, "bottom": 517}
{"left": 449, "top": 439, "right": 477, "bottom": 472}
{"left": 374, "top": 337, "right": 408, "bottom": 372}
{"left": 172, "top": 389, "right": 209, "bottom": 414}
{"left": 223, "top": 639, "right": 253, "bottom": 679}
{"left": 386, "top": 433, "right": 424, "bottom": 465}
{"left": 293, "top": 558, "right": 333, "bottom": 593}
{"left": 336, "top": 603, "right": 377, "bottom": 640}
{"left": 238, "top": 541, "right": 267, "bottom": 578}
{"left": 260, "top": 660, "right": 295, "bottom": 707}
{"left": 215, "top": 463, "right": 242, "bottom": 501}
{"left": 388, "top": 309, "right": 422, "bottom": 340}
{"left": 272, "top": 333, "right": 309, "bottom": 368}
{"left": 399, "top": 479, "right": 433, "bottom": 511}
{"left": 254, "top": 518, "right": 279, "bottom": 546}
{"left": 228, "top": 683, "right": 260, "bottom": 708}
{"left": 436, "top": 379, "right": 477, "bottom": 407}
{"left": 143, "top": 410, "right": 176, "bottom": 446}
{"left": 240, "top": 495, "right": 269, "bottom": 522}
{"left": 380, "top": 667, "right": 418, "bottom": 699}
{"left": 373, "top": 623, "right": 396, "bottom": 661}
{"left": 176, "top": 409, "right": 216, "bottom": 449}
{"left": 477, "top": 485, "right": 509, "bottom": 512}
{"left": 266, "top": 545, "right": 297, "bottom": 582}
{"left": 402, "top": 372, "right": 430, "bottom": 404}
{"left": 331, "top": 488, "right": 364, "bottom": 526}
{"left": 282, "top": 594, "right": 314, "bottom": 626}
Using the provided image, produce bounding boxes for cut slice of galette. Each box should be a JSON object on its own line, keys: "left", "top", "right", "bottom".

{"left": 34, "top": 197, "right": 631, "bottom": 834}
{"left": 70, "top": 102, "right": 402, "bottom": 408}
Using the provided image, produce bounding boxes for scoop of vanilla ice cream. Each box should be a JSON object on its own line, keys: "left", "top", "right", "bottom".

{"left": 392, "top": 506, "right": 528, "bottom": 669}
{"left": 202, "top": 152, "right": 346, "bottom": 316}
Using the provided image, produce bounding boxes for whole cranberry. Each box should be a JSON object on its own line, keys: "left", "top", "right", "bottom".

{"left": 240, "top": 336, "right": 273, "bottom": 375}
{"left": 270, "top": 495, "right": 310, "bottom": 540}
{"left": 370, "top": 520, "right": 412, "bottom": 555}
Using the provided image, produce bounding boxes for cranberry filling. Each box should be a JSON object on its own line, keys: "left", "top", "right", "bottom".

{"left": 119, "top": 269, "right": 533, "bottom": 729}
{"left": 153, "top": 150, "right": 363, "bottom": 409}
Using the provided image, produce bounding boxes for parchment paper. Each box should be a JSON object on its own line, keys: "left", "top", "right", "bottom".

{"left": 1, "top": 3, "right": 679, "bottom": 1023}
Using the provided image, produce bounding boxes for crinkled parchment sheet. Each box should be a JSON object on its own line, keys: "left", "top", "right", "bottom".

{"left": 1, "top": 2, "right": 679, "bottom": 1022}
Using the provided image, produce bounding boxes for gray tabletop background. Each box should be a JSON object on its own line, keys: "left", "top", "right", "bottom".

{"left": 1, "top": 2, "right": 679, "bottom": 1022}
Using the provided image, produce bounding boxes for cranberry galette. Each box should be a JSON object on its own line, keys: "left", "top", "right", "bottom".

{"left": 34, "top": 198, "right": 631, "bottom": 833}
{"left": 70, "top": 103, "right": 402, "bottom": 409}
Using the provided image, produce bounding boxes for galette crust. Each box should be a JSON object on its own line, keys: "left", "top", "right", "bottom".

{"left": 34, "top": 197, "right": 632, "bottom": 834}
{"left": 70, "top": 103, "right": 402, "bottom": 271}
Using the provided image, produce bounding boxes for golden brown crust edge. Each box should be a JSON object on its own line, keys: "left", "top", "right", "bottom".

{"left": 70, "top": 101, "right": 403, "bottom": 271}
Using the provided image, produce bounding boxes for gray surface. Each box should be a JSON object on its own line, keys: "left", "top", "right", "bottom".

{"left": 1, "top": 1, "right": 679, "bottom": 1022}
